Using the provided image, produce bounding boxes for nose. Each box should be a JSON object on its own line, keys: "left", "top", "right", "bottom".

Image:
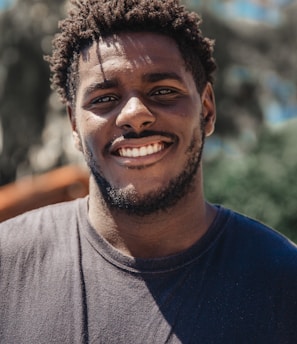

{"left": 116, "top": 96, "right": 156, "bottom": 132}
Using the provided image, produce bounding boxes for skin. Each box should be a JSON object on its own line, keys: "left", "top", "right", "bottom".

{"left": 68, "top": 32, "right": 217, "bottom": 258}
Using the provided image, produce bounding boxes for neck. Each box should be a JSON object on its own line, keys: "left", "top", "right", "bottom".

{"left": 88, "top": 176, "right": 217, "bottom": 259}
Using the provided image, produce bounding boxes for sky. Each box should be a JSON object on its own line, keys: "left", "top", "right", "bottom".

{"left": 0, "top": 0, "right": 15, "bottom": 11}
{"left": 194, "top": 0, "right": 296, "bottom": 25}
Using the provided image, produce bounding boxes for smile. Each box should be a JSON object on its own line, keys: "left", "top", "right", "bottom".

{"left": 118, "top": 143, "right": 164, "bottom": 158}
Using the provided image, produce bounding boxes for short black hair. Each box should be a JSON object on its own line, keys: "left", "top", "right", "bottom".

{"left": 46, "top": 0, "right": 217, "bottom": 104}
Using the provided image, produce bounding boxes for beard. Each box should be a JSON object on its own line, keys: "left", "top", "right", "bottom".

{"left": 85, "top": 120, "right": 206, "bottom": 217}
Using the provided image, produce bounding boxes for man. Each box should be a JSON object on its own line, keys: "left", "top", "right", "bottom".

{"left": 0, "top": 0, "right": 296, "bottom": 343}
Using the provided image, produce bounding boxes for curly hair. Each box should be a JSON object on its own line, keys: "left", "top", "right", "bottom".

{"left": 46, "top": 0, "right": 217, "bottom": 105}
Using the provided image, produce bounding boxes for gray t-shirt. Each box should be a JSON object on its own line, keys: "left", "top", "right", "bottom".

{"left": 0, "top": 197, "right": 297, "bottom": 343}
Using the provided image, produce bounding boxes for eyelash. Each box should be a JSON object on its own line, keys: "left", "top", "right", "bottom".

{"left": 91, "top": 95, "right": 118, "bottom": 104}
{"left": 155, "top": 86, "right": 182, "bottom": 97}
{"left": 152, "top": 88, "right": 174, "bottom": 96}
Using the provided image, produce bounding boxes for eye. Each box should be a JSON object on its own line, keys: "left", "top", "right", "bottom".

{"left": 91, "top": 95, "right": 118, "bottom": 105}
{"left": 152, "top": 88, "right": 176, "bottom": 96}
{"left": 84, "top": 94, "right": 120, "bottom": 114}
{"left": 149, "top": 87, "right": 182, "bottom": 103}
{"left": 153, "top": 88, "right": 174, "bottom": 96}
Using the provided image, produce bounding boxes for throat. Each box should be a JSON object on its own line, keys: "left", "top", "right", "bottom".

{"left": 88, "top": 188, "right": 216, "bottom": 259}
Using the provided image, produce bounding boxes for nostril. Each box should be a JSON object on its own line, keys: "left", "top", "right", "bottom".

{"left": 142, "top": 121, "right": 153, "bottom": 127}
{"left": 122, "top": 123, "right": 133, "bottom": 130}
{"left": 120, "top": 121, "right": 152, "bottom": 131}
{"left": 117, "top": 118, "right": 155, "bottom": 132}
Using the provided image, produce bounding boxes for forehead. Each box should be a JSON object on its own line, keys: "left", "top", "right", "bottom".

{"left": 78, "top": 32, "right": 187, "bottom": 81}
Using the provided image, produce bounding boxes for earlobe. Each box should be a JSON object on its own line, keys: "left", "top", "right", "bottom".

{"left": 67, "top": 104, "right": 83, "bottom": 152}
{"left": 201, "top": 82, "right": 216, "bottom": 137}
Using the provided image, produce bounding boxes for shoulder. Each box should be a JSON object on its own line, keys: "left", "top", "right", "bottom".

{"left": 220, "top": 207, "right": 297, "bottom": 271}
{"left": 0, "top": 197, "right": 88, "bottom": 257}
{"left": 227, "top": 208, "right": 297, "bottom": 250}
{"left": 0, "top": 197, "right": 87, "bottom": 231}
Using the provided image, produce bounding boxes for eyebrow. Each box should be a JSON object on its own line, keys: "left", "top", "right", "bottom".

{"left": 143, "top": 72, "right": 183, "bottom": 83}
{"left": 83, "top": 79, "right": 118, "bottom": 98}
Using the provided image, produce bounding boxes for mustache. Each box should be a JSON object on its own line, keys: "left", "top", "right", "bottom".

{"left": 122, "top": 130, "right": 177, "bottom": 141}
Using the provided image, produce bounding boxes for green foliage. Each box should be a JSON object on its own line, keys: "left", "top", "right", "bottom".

{"left": 204, "top": 120, "right": 297, "bottom": 242}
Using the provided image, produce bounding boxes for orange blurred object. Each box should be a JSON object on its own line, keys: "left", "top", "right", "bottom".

{"left": 0, "top": 165, "right": 89, "bottom": 222}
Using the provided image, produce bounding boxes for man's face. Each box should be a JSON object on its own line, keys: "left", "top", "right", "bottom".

{"left": 69, "top": 32, "right": 215, "bottom": 215}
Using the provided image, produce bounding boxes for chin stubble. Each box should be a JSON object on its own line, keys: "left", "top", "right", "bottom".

{"left": 85, "top": 119, "right": 206, "bottom": 216}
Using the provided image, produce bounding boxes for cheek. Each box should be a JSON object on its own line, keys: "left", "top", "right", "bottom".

{"left": 77, "top": 115, "right": 110, "bottom": 157}
{"left": 179, "top": 115, "right": 204, "bottom": 147}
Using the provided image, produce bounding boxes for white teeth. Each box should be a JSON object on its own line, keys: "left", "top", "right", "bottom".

{"left": 118, "top": 143, "right": 164, "bottom": 158}
{"left": 132, "top": 148, "right": 138, "bottom": 157}
{"left": 147, "top": 145, "right": 154, "bottom": 155}
{"left": 140, "top": 147, "right": 147, "bottom": 156}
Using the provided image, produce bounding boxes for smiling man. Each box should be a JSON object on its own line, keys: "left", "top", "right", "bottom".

{"left": 72, "top": 31, "right": 216, "bottom": 241}
{"left": 0, "top": 0, "right": 297, "bottom": 343}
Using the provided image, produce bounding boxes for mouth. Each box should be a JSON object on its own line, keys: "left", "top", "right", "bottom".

{"left": 109, "top": 135, "right": 176, "bottom": 167}
{"left": 117, "top": 142, "right": 167, "bottom": 158}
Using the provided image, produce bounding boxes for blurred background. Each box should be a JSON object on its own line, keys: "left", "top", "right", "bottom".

{"left": 0, "top": 0, "right": 296, "bottom": 240}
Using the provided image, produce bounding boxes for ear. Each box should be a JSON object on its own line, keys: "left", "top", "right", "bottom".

{"left": 67, "top": 104, "right": 83, "bottom": 152}
{"left": 201, "top": 82, "right": 216, "bottom": 137}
